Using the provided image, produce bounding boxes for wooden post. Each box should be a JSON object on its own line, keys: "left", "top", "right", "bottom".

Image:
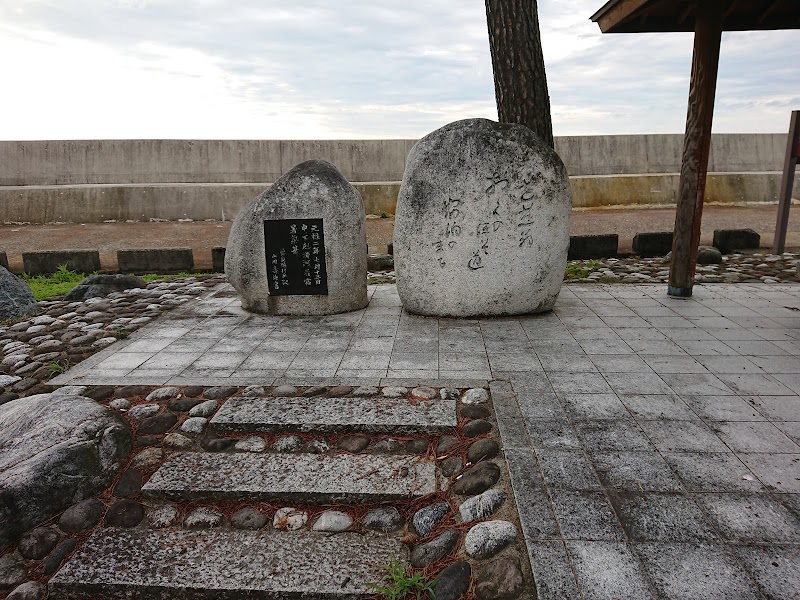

{"left": 772, "top": 110, "right": 800, "bottom": 254}
{"left": 668, "top": 0, "right": 725, "bottom": 297}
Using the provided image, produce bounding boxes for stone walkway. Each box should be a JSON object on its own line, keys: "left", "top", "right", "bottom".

{"left": 49, "top": 282, "right": 800, "bottom": 599}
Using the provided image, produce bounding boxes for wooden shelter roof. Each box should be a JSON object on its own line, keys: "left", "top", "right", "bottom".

{"left": 591, "top": 0, "right": 800, "bottom": 33}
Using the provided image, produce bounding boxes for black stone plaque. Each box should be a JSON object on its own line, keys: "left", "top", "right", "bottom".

{"left": 264, "top": 219, "right": 328, "bottom": 295}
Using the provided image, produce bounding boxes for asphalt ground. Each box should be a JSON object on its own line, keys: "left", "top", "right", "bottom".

{"left": 2, "top": 204, "right": 798, "bottom": 272}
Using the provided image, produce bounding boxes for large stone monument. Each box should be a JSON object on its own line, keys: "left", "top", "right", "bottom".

{"left": 394, "top": 118, "right": 572, "bottom": 317}
{"left": 225, "top": 160, "right": 368, "bottom": 315}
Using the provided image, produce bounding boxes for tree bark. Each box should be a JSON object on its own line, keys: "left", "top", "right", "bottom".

{"left": 485, "top": 0, "right": 553, "bottom": 148}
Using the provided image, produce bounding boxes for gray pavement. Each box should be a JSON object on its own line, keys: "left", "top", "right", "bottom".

{"left": 52, "top": 282, "right": 800, "bottom": 599}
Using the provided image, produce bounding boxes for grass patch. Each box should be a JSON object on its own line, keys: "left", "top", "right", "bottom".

{"left": 23, "top": 265, "right": 89, "bottom": 301}
{"left": 20, "top": 267, "right": 214, "bottom": 301}
{"left": 48, "top": 358, "right": 71, "bottom": 377}
{"left": 368, "top": 558, "right": 436, "bottom": 600}
{"left": 564, "top": 259, "right": 600, "bottom": 280}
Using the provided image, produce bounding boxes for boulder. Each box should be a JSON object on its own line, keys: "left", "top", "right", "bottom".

{"left": 394, "top": 118, "right": 571, "bottom": 317}
{"left": 696, "top": 246, "right": 723, "bottom": 265}
{"left": 63, "top": 274, "right": 146, "bottom": 301}
{"left": 225, "top": 159, "right": 368, "bottom": 315}
{"left": 0, "top": 266, "right": 39, "bottom": 321}
{"left": 0, "top": 393, "right": 131, "bottom": 548}
{"left": 713, "top": 228, "right": 760, "bottom": 254}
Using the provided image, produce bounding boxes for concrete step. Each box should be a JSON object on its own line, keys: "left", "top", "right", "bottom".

{"left": 210, "top": 395, "right": 456, "bottom": 434}
{"left": 49, "top": 527, "right": 405, "bottom": 599}
{"left": 142, "top": 452, "right": 439, "bottom": 503}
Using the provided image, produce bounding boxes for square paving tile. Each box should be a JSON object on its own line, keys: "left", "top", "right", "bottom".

{"left": 387, "top": 352, "right": 438, "bottom": 371}
{"left": 663, "top": 452, "right": 763, "bottom": 492}
{"left": 696, "top": 355, "right": 765, "bottom": 374}
{"left": 289, "top": 352, "right": 344, "bottom": 370}
{"left": 139, "top": 352, "right": 202, "bottom": 371}
{"left": 561, "top": 393, "right": 629, "bottom": 420}
{"left": 621, "top": 394, "right": 699, "bottom": 421}
{"left": 348, "top": 337, "right": 395, "bottom": 353}
{"left": 526, "top": 541, "right": 581, "bottom": 600}
{"left": 118, "top": 338, "right": 174, "bottom": 353}
{"left": 777, "top": 422, "right": 800, "bottom": 446}
{"left": 639, "top": 420, "right": 728, "bottom": 452}
{"left": 604, "top": 372, "right": 675, "bottom": 396}
{"left": 734, "top": 546, "right": 800, "bottom": 600}
{"left": 565, "top": 541, "right": 655, "bottom": 600}
{"left": 162, "top": 338, "right": 218, "bottom": 353}
{"left": 524, "top": 419, "right": 582, "bottom": 450}
{"left": 337, "top": 352, "right": 390, "bottom": 370}
{"left": 601, "top": 316, "right": 650, "bottom": 328}
{"left": 391, "top": 337, "right": 438, "bottom": 353}
{"left": 504, "top": 448, "right": 560, "bottom": 539}
{"left": 659, "top": 327, "right": 717, "bottom": 341}
{"left": 439, "top": 352, "right": 490, "bottom": 371}
{"left": 258, "top": 337, "right": 308, "bottom": 351}
{"left": 487, "top": 352, "right": 543, "bottom": 372}
{"left": 587, "top": 354, "right": 654, "bottom": 374}
{"left": 725, "top": 340, "right": 789, "bottom": 356}
{"left": 682, "top": 395, "right": 766, "bottom": 422}
{"left": 537, "top": 449, "right": 601, "bottom": 491}
{"left": 695, "top": 493, "right": 800, "bottom": 543}
{"left": 591, "top": 451, "right": 684, "bottom": 492}
{"left": 711, "top": 421, "right": 800, "bottom": 453}
{"left": 717, "top": 373, "right": 795, "bottom": 396}
{"left": 548, "top": 373, "right": 612, "bottom": 396}
{"left": 748, "top": 355, "right": 800, "bottom": 373}
{"left": 738, "top": 453, "right": 800, "bottom": 493}
{"left": 659, "top": 373, "right": 735, "bottom": 396}
{"left": 641, "top": 355, "right": 709, "bottom": 374}
{"left": 575, "top": 419, "right": 653, "bottom": 452}
{"left": 508, "top": 372, "right": 554, "bottom": 394}
{"left": 677, "top": 340, "right": 739, "bottom": 356}
{"left": 577, "top": 339, "right": 633, "bottom": 355}
{"left": 626, "top": 339, "right": 688, "bottom": 355}
{"left": 551, "top": 490, "right": 624, "bottom": 540}
{"left": 95, "top": 352, "right": 153, "bottom": 371}
{"left": 608, "top": 492, "right": 716, "bottom": 542}
{"left": 636, "top": 543, "right": 761, "bottom": 600}
{"left": 192, "top": 352, "right": 249, "bottom": 370}
{"left": 301, "top": 337, "right": 351, "bottom": 351}
{"left": 745, "top": 395, "right": 800, "bottom": 421}
{"left": 239, "top": 352, "right": 297, "bottom": 370}
{"left": 537, "top": 354, "right": 597, "bottom": 373}
{"left": 516, "top": 392, "right": 566, "bottom": 420}
{"left": 616, "top": 327, "right": 668, "bottom": 341}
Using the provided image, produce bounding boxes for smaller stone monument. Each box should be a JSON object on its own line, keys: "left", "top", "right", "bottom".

{"left": 225, "top": 160, "right": 368, "bottom": 315}
{"left": 394, "top": 118, "right": 572, "bottom": 317}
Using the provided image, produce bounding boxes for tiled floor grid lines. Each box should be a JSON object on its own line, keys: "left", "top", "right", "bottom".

{"left": 53, "top": 282, "right": 800, "bottom": 599}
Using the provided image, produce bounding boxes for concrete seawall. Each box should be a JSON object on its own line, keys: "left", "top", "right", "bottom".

{"left": 0, "top": 135, "right": 796, "bottom": 224}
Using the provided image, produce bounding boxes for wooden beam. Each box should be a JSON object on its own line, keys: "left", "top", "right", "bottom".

{"left": 724, "top": 0, "right": 743, "bottom": 18}
{"left": 772, "top": 110, "right": 800, "bottom": 254}
{"left": 678, "top": 4, "right": 694, "bottom": 26}
{"left": 592, "top": 0, "right": 650, "bottom": 33}
{"left": 758, "top": 0, "right": 783, "bottom": 25}
{"left": 668, "top": 0, "right": 725, "bottom": 297}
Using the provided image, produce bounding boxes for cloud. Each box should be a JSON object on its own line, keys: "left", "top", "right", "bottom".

{"left": 0, "top": 0, "right": 797, "bottom": 139}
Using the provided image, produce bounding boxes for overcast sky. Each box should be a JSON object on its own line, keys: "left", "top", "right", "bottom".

{"left": 1, "top": 0, "right": 797, "bottom": 140}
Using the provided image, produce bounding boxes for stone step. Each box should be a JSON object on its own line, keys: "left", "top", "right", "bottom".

{"left": 210, "top": 395, "right": 456, "bottom": 434}
{"left": 49, "top": 527, "right": 404, "bottom": 599}
{"left": 142, "top": 452, "right": 439, "bottom": 503}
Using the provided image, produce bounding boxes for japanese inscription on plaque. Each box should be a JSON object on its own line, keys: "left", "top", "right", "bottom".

{"left": 264, "top": 218, "right": 328, "bottom": 295}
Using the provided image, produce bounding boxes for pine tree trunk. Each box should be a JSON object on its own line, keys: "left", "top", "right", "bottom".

{"left": 485, "top": 0, "right": 554, "bottom": 148}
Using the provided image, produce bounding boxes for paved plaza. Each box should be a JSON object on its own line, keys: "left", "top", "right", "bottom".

{"left": 52, "top": 282, "right": 800, "bottom": 599}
